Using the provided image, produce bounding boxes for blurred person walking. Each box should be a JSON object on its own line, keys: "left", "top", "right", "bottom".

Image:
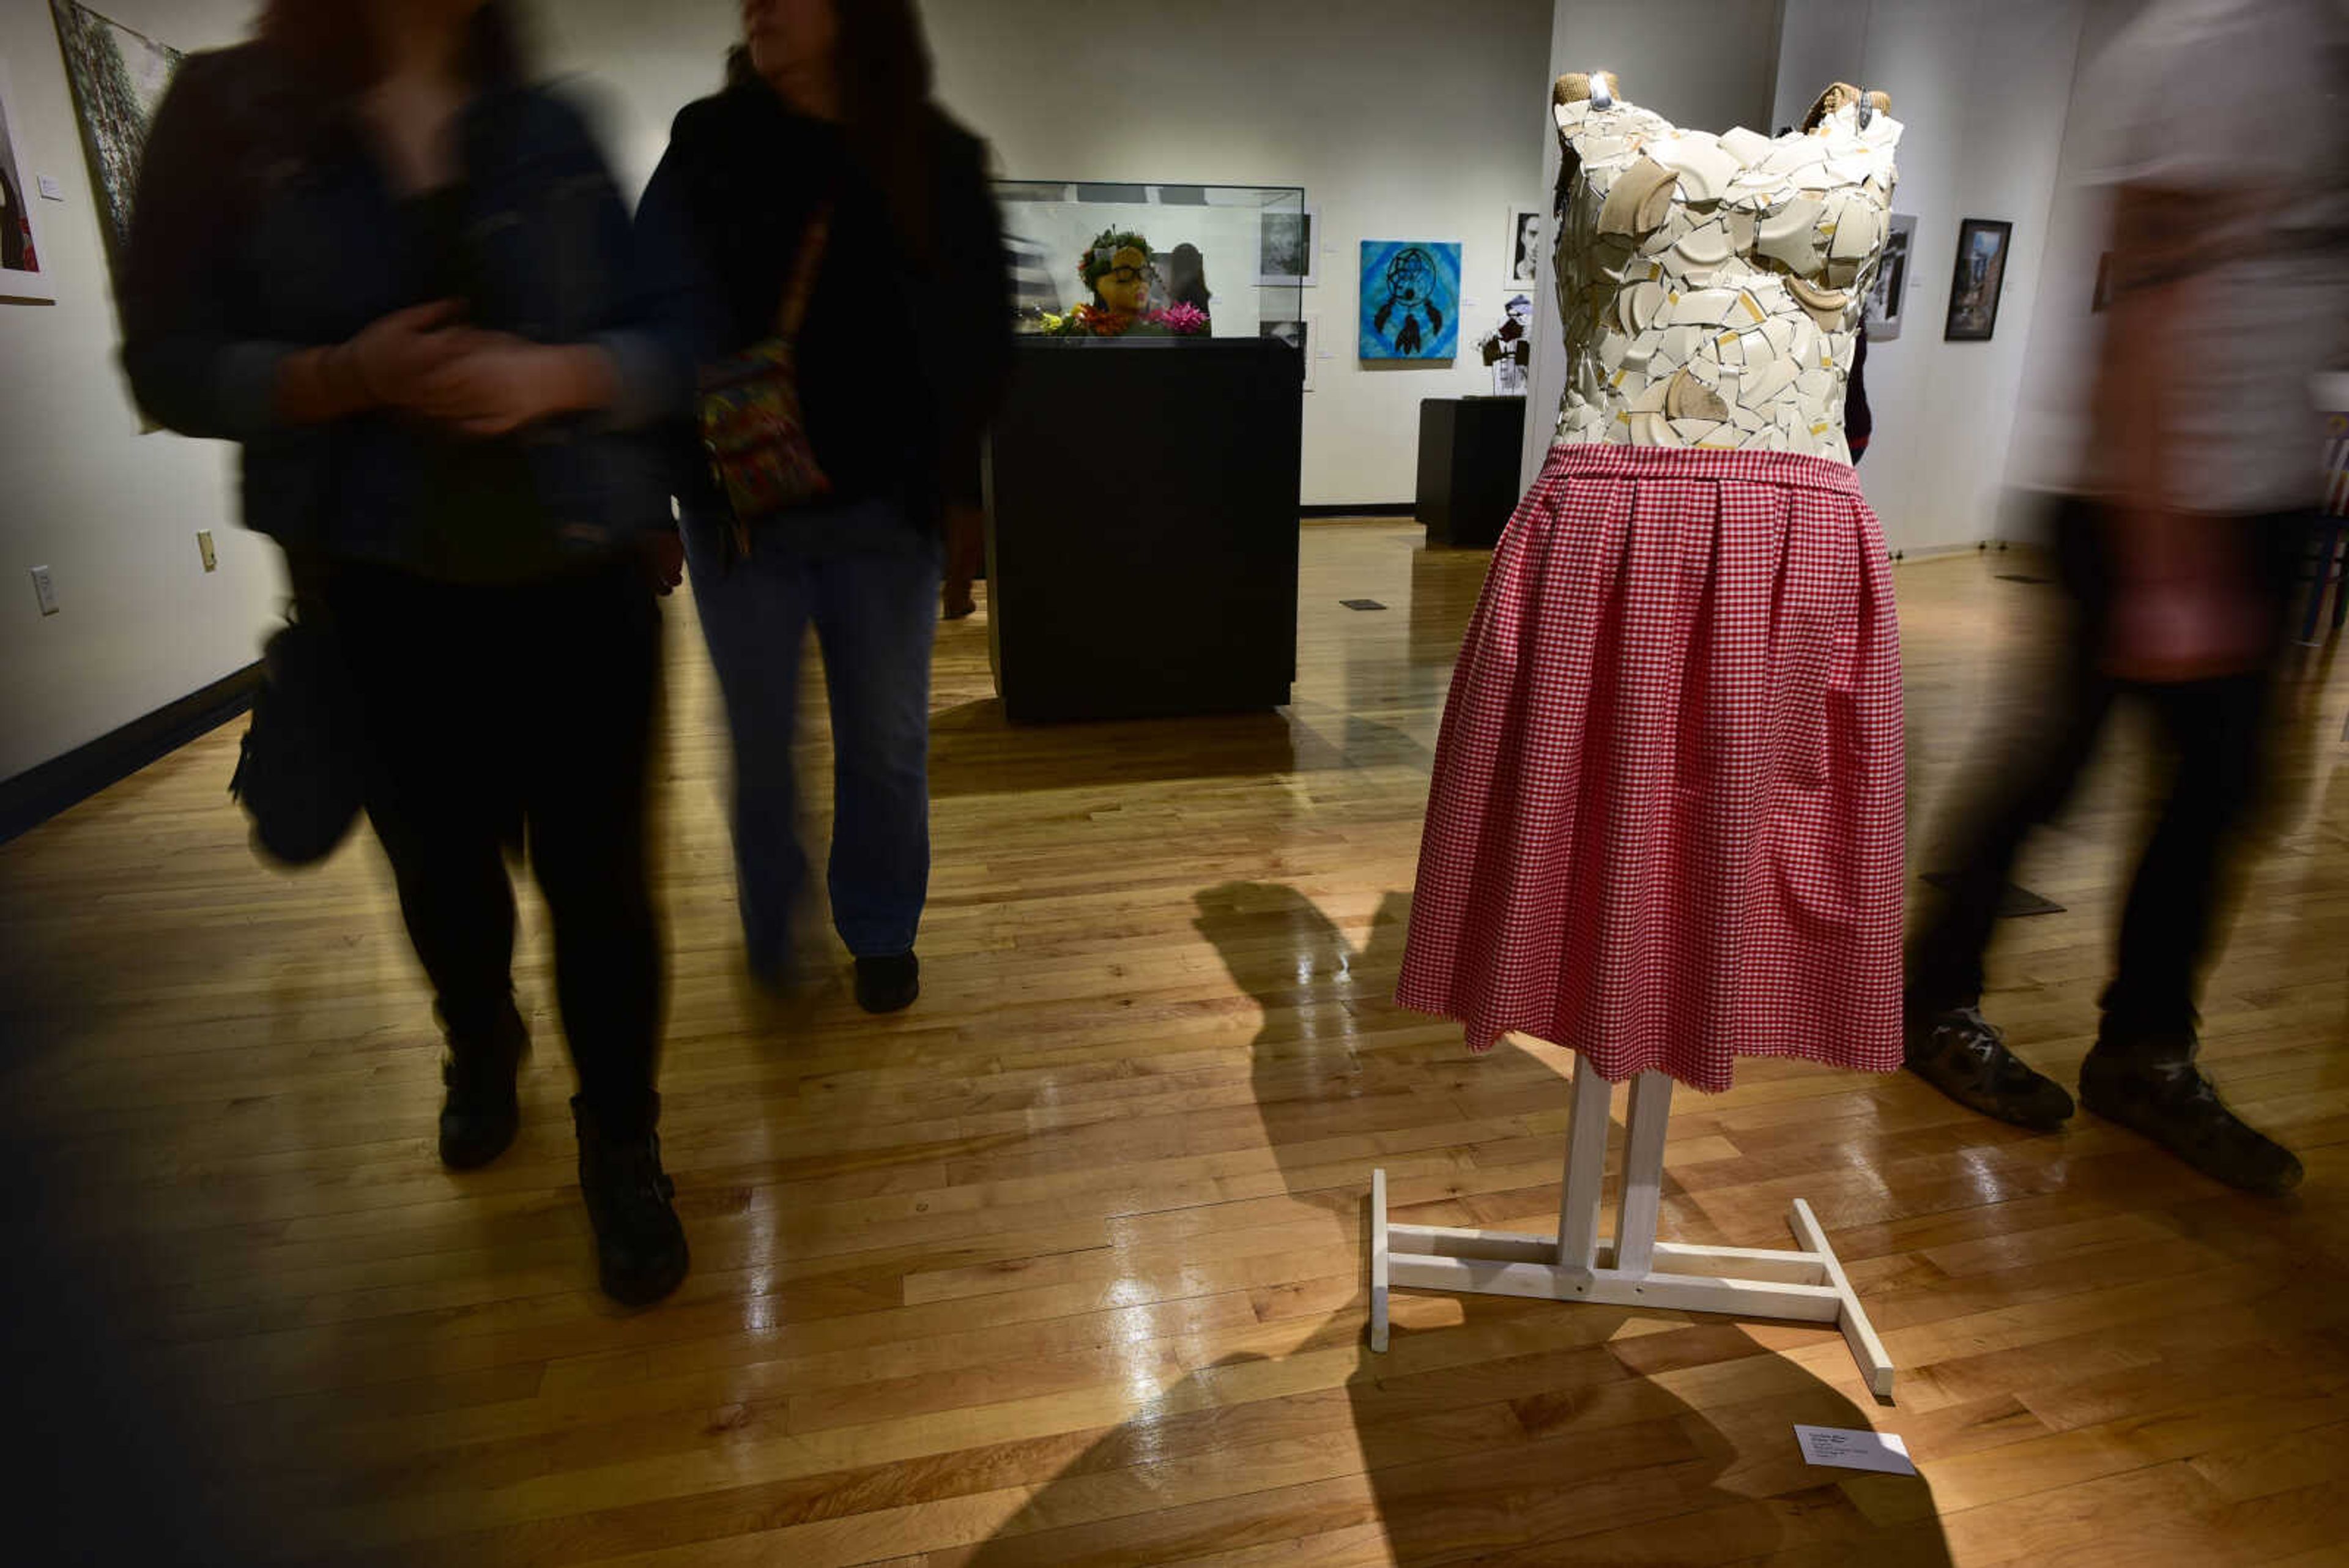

{"left": 639, "top": 0, "right": 1012, "bottom": 1010}
{"left": 1903, "top": 0, "right": 2347, "bottom": 1194}
{"left": 123, "top": 0, "right": 693, "bottom": 1301}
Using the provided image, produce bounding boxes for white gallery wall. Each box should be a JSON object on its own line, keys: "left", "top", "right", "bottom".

{"left": 1767, "top": 0, "right": 2093, "bottom": 552}
{"left": 2003, "top": 0, "right": 2158, "bottom": 495}
{"left": 0, "top": 0, "right": 278, "bottom": 786}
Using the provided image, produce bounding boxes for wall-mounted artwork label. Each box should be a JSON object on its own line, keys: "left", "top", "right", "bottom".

{"left": 1944, "top": 217, "right": 2013, "bottom": 342}
{"left": 1865, "top": 214, "right": 1915, "bottom": 342}
{"left": 49, "top": 0, "right": 182, "bottom": 311}
{"left": 0, "top": 58, "right": 56, "bottom": 303}
{"left": 1360, "top": 241, "right": 1461, "bottom": 361}
{"left": 1256, "top": 206, "right": 1318, "bottom": 289}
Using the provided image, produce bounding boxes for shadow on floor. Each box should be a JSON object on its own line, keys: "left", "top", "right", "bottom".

{"left": 955, "top": 883, "right": 1954, "bottom": 1565}
{"left": 926, "top": 702, "right": 1355, "bottom": 799}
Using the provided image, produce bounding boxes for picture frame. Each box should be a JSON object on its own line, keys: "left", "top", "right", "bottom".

{"left": 1863, "top": 212, "right": 1915, "bottom": 342}
{"left": 1944, "top": 217, "right": 2013, "bottom": 342}
{"left": 1505, "top": 203, "right": 1544, "bottom": 288}
{"left": 1255, "top": 204, "right": 1318, "bottom": 289}
{"left": 0, "top": 58, "right": 56, "bottom": 305}
{"left": 1359, "top": 240, "right": 1462, "bottom": 362}
{"left": 1260, "top": 314, "right": 1318, "bottom": 392}
{"left": 49, "top": 0, "right": 181, "bottom": 307}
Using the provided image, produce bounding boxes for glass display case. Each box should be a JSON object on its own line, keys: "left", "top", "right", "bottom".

{"left": 995, "top": 182, "right": 1308, "bottom": 345}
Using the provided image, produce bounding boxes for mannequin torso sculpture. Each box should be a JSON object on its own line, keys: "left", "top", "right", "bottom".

{"left": 1551, "top": 76, "right": 1902, "bottom": 463}
{"left": 1396, "top": 73, "right": 1909, "bottom": 1093}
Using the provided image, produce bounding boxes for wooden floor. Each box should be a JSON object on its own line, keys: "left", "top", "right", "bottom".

{"left": 2, "top": 523, "right": 2345, "bottom": 1567}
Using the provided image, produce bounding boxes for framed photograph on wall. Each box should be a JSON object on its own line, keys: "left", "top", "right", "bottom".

{"left": 1944, "top": 217, "right": 2013, "bottom": 341}
{"left": 49, "top": 0, "right": 181, "bottom": 306}
{"left": 1260, "top": 314, "right": 1318, "bottom": 391}
{"left": 0, "top": 58, "right": 56, "bottom": 304}
{"left": 1360, "top": 241, "right": 1461, "bottom": 361}
{"left": 1863, "top": 212, "right": 1915, "bottom": 341}
{"left": 1505, "top": 204, "right": 1544, "bottom": 287}
{"left": 1256, "top": 205, "right": 1318, "bottom": 289}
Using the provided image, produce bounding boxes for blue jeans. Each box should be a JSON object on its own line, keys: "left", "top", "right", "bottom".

{"left": 681, "top": 500, "right": 940, "bottom": 967}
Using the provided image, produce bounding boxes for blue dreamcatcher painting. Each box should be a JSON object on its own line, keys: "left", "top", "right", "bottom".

{"left": 1359, "top": 240, "right": 1461, "bottom": 360}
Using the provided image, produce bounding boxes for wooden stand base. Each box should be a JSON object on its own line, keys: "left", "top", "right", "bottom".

{"left": 1370, "top": 1066, "right": 1895, "bottom": 1399}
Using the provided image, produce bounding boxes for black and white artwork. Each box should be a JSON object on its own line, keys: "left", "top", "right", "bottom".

{"left": 0, "top": 58, "right": 54, "bottom": 303}
{"left": 1478, "top": 295, "right": 1535, "bottom": 395}
{"left": 1260, "top": 314, "right": 1317, "bottom": 390}
{"left": 50, "top": 0, "right": 180, "bottom": 302}
{"left": 1863, "top": 212, "right": 1915, "bottom": 341}
{"left": 1507, "top": 204, "right": 1543, "bottom": 286}
{"left": 1256, "top": 205, "right": 1318, "bottom": 289}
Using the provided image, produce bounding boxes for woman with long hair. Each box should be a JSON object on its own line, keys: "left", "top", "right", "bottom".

{"left": 639, "top": 0, "right": 1013, "bottom": 1008}
{"left": 121, "top": 0, "right": 693, "bottom": 1302}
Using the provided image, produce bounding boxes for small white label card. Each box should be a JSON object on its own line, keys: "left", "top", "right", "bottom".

{"left": 1794, "top": 1425, "right": 1919, "bottom": 1476}
{"left": 37, "top": 174, "right": 64, "bottom": 201}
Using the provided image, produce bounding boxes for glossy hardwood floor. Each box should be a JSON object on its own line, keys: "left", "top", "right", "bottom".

{"left": 1, "top": 523, "right": 2344, "bottom": 1567}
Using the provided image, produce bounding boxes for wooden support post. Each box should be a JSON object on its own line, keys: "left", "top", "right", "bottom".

{"left": 1368, "top": 1065, "right": 1895, "bottom": 1399}
{"left": 1556, "top": 1065, "right": 1612, "bottom": 1270}
{"left": 1791, "top": 1197, "right": 1895, "bottom": 1399}
{"left": 1615, "top": 1072, "right": 1674, "bottom": 1276}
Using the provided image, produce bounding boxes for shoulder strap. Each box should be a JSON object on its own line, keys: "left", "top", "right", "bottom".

{"left": 775, "top": 199, "right": 836, "bottom": 339}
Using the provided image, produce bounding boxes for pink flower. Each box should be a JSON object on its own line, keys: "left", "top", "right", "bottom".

{"left": 1149, "top": 303, "right": 1209, "bottom": 335}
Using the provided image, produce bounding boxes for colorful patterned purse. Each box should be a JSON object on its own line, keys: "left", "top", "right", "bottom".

{"left": 696, "top": 203, "right": 834, "bottom": 549}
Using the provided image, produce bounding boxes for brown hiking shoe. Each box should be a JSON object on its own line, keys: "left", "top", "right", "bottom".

{"left": 1904, "top": 1006, "right": 2076, "bottom": 1131}
{"left": 2079, "top": 1057, "right": 2303, "bottom": 1196}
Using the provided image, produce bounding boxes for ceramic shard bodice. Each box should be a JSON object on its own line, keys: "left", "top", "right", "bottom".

{"left": 1551, "top": 91, "right": 1903, "bottom": 463}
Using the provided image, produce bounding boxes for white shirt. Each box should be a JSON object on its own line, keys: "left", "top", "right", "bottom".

{"left": 2087, "top": 0, "right": 2349, "bottom": 513}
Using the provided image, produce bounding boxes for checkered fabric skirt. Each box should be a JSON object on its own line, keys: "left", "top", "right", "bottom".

{"left": 1396, "top": 442, "right": 1904, "bottom": 1092}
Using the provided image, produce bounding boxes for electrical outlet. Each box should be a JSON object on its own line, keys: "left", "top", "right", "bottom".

{"left": 29, "top": 565, "right": 58, "bottom": 616}
{"left": 197, "top": 530, "right": 217, "bottom": 572}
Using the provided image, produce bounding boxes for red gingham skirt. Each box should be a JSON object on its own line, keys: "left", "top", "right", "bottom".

{"left": 1397, "top": 443, "right": 1904, "bottom": 1092}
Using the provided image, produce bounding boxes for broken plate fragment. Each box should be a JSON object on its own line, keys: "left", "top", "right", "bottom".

{"left": 1597, "top": 155, "right": 1680, "bottom": 237}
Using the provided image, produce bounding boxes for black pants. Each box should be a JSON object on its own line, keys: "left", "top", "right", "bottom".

{"left": 323, "top": 560, "right": 664, "bottom": 1135}
{"left": 1907, "top": 497, "right": 2307, "bottom": 1063}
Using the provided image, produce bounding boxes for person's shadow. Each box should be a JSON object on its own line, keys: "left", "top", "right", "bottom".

{"left": 960, "top": 883, "right": 1954, "bottom": 1564}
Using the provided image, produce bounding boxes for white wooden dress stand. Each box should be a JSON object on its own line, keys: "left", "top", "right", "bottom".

{"left": 1370, "top": 1063, "right": 1896, "bottom": 1398}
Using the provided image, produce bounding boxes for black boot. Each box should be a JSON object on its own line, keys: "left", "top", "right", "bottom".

{"left": 854, "top": 953, "right": 920, "bottom": 1014}
{"left": 438, "top": 1001, "right": 527, "bottom": 1170}
{"left": 1903, "top": 1005, "right": 2076, "bottom": 1130}
{"left": 572, "top": 1096, "right": 689, "bottom": 1306}
{"left": 2079, "top": 1053, "right": 2303, "bottom": 1195}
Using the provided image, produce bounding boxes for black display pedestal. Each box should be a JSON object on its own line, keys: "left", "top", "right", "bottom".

{"left": 984, "top": 338, "right": 1302, "bottom": 723}
{"left": 1416, "top": 396, "right": 1527, "bottom": 549}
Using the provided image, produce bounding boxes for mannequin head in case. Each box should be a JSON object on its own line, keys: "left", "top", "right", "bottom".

{"left": 1082, "top": 229, "right": 1158, "bottom": 314}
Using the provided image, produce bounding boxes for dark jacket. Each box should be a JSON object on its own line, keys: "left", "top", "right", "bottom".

{"left": 120, "top": 43, "right": 691, "bottom": 565}
{"left": 636, "top": 80, "right": 1013, "bottom": 530}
